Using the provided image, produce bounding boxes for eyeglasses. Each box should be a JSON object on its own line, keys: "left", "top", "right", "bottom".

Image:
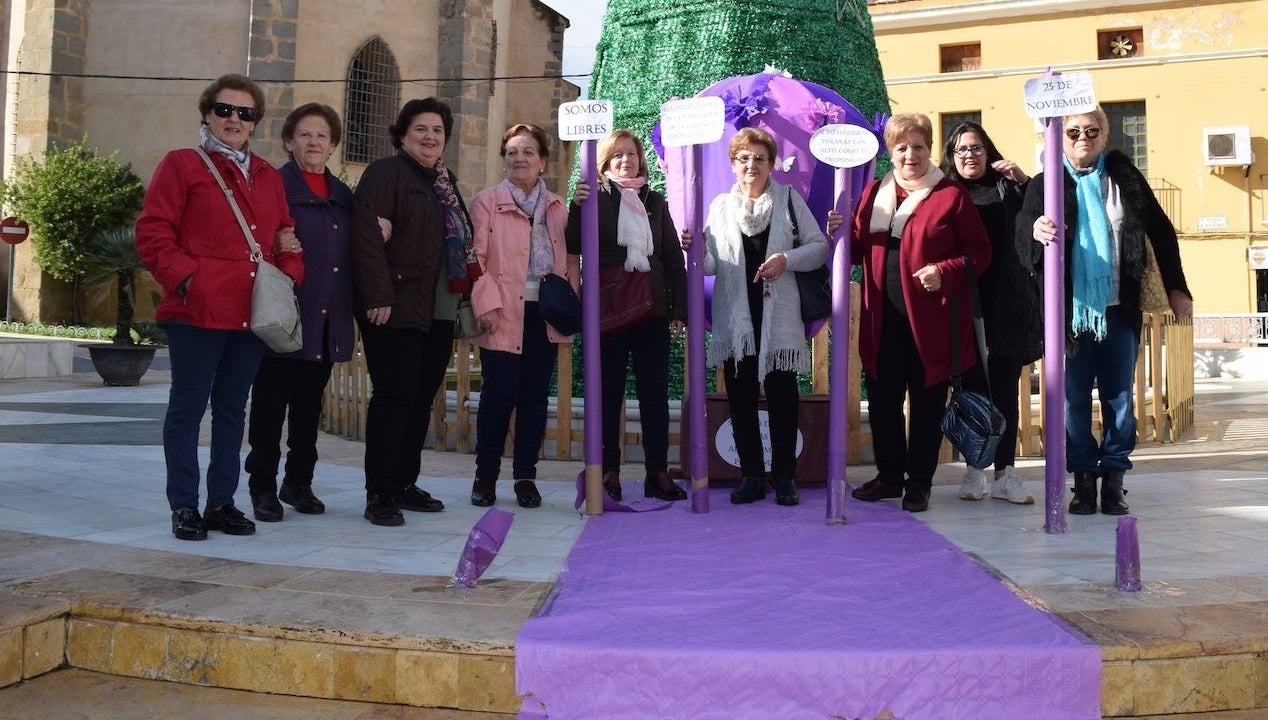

{"left": 733, "top": 153, "right": 769, "bottom": 165}
{"left": 211, "top": 102, "right": 260, "bottom": 123}
{"left": 1064, "top": 127, "right": 1101, "bottom": 141}
{"left": 954, "top": 145, "right": 985, "bottom": 157}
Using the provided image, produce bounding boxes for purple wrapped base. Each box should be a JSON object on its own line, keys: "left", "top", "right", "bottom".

{"left": 518, "top": 488, "right": 1100, "bottom": 719}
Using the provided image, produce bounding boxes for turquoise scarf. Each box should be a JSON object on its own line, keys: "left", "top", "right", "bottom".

{"left": 1064, "top": 154, "right": 1113, "bottom": 340}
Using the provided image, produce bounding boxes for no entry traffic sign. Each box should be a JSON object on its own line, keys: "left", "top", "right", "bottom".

{"left": 1, "top": 217, "right": 30, "bottom": 245}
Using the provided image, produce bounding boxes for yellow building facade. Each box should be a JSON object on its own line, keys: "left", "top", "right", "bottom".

{"left": 868, "top": 0, "right": 1268, "bottom": 313}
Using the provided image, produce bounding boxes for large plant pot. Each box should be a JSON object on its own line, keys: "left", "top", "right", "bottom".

{"left": 83, "top": 343, "right": 158, "bottom": 386}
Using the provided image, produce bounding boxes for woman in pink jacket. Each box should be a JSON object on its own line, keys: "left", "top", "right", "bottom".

{"left": 136, "top": 74, "right": 304, "bottom": 541}
{"left": 469, "top": 124, "right": 580, "bottom": 508}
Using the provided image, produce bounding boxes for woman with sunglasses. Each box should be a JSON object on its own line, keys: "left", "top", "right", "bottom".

{"left": 137, "top": 74, "right": 305, "bottom": 541}
{"left": 938, "top": 122, "right": 1039, "bottom": 506}
{"left": 848, "top": 113, "right": 991, "bottom": 513}
{"left": 1022, "top": 106, "right": 1192, "bottom": 515}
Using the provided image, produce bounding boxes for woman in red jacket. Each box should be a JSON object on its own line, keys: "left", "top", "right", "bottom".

{"left": 136, "top": 74, "right": 304, "bottom": 541}
{"left": 848, "top": 113, "right": 991, "bottom": 513}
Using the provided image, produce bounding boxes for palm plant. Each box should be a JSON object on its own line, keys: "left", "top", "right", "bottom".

{"left": 83, "top": 227, "right": 147, "bottom": 346}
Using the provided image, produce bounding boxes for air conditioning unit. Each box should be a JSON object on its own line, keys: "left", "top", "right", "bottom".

{"left": 1202, "top": 125, "right": 1252, "bottom": 167}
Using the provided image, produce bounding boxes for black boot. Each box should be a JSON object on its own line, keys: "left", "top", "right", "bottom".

{"left": 729, "top": 476, "right": 766, "bottom": 504}
{"left": 774, "top": 477, "right": 799, "bottom": 506}
{"left": 1069, "top": 471, "right": 1098, "bottom": 515}
{"left": 1100, "top": 470, "right": 1130, "bottom": 515}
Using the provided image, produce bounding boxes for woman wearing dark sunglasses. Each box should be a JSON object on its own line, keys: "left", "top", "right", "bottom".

{"left": 136, "top": 73, "right": 305, "bottom": 541}
{"left": 938, "top": 121, "right": 1040, "bottom": 506}
{"left": 1020, "top": 106, "right": 1192, "bottom": 516}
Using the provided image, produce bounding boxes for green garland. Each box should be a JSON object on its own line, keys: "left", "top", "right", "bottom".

{"left": 584, "top": 0, "right": 890, "bottom": 190}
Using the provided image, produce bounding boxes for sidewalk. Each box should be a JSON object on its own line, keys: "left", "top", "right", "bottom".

{"left": 0, "top": 347, "right": 1266, "bottom": 601}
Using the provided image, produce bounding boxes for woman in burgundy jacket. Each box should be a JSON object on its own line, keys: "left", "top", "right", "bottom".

{"left": 848, "top": 113, "right": 991, "bottom": 513}
{"left": 136, "top": 74, "right": 304, "bottom": 541}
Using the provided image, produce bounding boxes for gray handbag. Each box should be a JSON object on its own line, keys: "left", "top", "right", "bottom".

{"left": 454, "top": 297, "right": 485, "bottom": 339}
{"left": 194, "top": 147, "right": 303, "bottom": 353}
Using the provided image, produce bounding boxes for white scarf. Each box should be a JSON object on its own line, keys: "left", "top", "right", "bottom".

{"left": 869, "top": 166, "right": 944, "bottom": 238}
{"left": 604, "top": 171, "right": 654, "bottom": 272}
{"left": 199, "top": 124, "right": 251, "bottom": 179}
{"left": 729, "top": 185, "right": 774, "bottom": 236}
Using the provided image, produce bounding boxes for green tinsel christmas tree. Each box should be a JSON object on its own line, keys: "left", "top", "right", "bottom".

{"left": 587, "top": 0, "right": 891, "bottom": 185}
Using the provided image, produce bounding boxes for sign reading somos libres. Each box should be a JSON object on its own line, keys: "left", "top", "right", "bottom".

{"left": 558, "top": 100, "right": 614, "bottom": 141}
{"left": 1023, "top": 72, "right": 1097, "bottom": 119}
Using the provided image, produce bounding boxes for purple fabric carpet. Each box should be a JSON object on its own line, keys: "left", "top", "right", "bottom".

{"left": 516, "top": 488, "right": 1100, "bottom": 719}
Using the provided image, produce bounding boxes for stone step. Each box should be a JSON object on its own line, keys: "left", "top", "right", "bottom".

{"left": 0, "top": 669, "right": 510, "bottom": 719}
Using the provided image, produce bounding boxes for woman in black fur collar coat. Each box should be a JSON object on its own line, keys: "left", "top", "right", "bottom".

{"left": 1020, "top": 105, "right": 1192, "bottom": 517}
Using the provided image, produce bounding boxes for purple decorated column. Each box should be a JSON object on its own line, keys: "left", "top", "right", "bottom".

{"left": 580, "top": 140, "right": 604, "bottom": 516}
{"left": 686, "top": 144, "right": 710, "bottom": 513}
{"left": 1042, "top": 117, "right": 1068, "bottom": 534}
{"left": 826, "top": 167, "right": 852, "bottom": 524}
{"left": 1115, "top": 516, "right": 1142, "bottom": 591}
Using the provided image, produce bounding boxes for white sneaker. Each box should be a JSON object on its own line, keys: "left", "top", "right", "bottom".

{"left": 991, "top": 466, "right": 1035, "bottom": 504}
{"left": 958, "top": 466, "right": 990, "bottom": 500}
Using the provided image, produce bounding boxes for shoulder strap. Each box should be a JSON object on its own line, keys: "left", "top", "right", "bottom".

{"left": 787, "top": 190, "right": 801, "bottom": 248}
{"left": 949, "top": 254, "right": 991, "bottom": 395}
{"left": 194, "top": 146, "right": 262, "bottom": 262}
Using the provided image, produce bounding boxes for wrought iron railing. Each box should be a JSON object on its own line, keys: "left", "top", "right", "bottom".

{"left": 1149, "top": 177, "right": 1182, "bottom": 230}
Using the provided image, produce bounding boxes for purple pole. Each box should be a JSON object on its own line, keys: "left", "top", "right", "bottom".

{"left": 686, "top": 144, "right": 709, "bottom": 513}
{"left": 1042, "top": 113, "right": 1068, "bottom": 534}
{"left": 1114, "top": 516, "right": 1142, "bottom": 591}
{"left": 826, "top": 167, "right": 852, "bottom": 524}
{"left": 580, "top": 140, "right": 604, "bottom": 516}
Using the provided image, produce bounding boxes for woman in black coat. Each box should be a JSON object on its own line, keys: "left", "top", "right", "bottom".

{"left": 568, "top": 130, "right": 688, "bottom": 502}
{"left": 939, "top": 121, "right": 1042, "bottom": 505}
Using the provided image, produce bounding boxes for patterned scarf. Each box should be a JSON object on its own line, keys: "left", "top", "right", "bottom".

{"left": 1064, "top": 154, "right": 1113, "bottom": 340}
{"left": 728, "top": 185, "right": 774, "bottom": 237}
{"left": 199, "top": 124, "right": 250, "bottom": 178}
{"left": 507, "top": 178, "right": 554, "bottom": 277}
{"left": 432, "top": 159, "right": 481, "bottom": 294}
{"left": 604, "top": 171, "right": 653, "bottom": 272}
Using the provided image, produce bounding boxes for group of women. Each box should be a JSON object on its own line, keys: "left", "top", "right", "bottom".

{"left": 136, "top": 74, "right": 1189, "bottom": 539}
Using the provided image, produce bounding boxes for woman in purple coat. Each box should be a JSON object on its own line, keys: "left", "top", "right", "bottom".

{"left": 245, "top": 104, "right": 357, "bottom": 522}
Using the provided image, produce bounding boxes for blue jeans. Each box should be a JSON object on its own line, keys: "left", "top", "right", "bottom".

{"left": 476, "top": 303, "right": 558, "bottom": 482}
{"left": 162, "top": 324, "right": 265, "bottom": 510}
{"left": 1065, "top": 306, "right": 1139, "bottom": 473}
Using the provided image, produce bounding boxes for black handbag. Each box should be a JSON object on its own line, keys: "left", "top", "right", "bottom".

{"left": 538, "top": 273, "right": 582, "bottom": 336}
{"left": 787, "top": 193, "right": 831, "bottom": 321}
{"left": 939, "top": 255, "right": 1006, "bottom": 469}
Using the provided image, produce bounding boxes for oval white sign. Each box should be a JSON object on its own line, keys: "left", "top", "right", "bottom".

{"left": 659, "top": 97, "right": 726, "bottom": 148}
{"left": 809, "top": 124, "right": 880, "bottom": 169}
{"left": 558, "top": 100, "right": 615, "bottom": 141}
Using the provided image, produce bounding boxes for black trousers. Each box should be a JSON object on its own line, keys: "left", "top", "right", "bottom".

{"left": 475, "top": 303, "right": 558, "bottom": 482}
{"left": 245, "top": 355, "right": 334, "bottom": 495}
{"left": 359, "top": 320, "right": 455, "bottom": 497}
{"left": 963, "top": 353, "right": 1026, "bottom": 470}
{"left": 866, "top": 310, "right": 948, "bottom": 493}
{"left": 600, "top": 317, "right": 671, "bottom": 475}
{"left": 723, "top": 355, "right": 799, "bottom": 481}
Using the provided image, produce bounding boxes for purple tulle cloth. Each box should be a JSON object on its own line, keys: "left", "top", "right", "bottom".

{"left": 574, "top": 470, "right": 673, "bottom": 513}
{"left": 451, "top": 507, "right": 514, "bottom": 588}
{"left": 654, "top": 71, "right": 877, "bottom": 337}
{"left": 1115, "top": 516, "right": 1142, "bottom": 592}
{"left": 517, "top": 488, "right": 1101, "bottom": 719}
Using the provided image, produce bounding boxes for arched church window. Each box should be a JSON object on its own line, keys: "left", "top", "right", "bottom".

{"left": 344, "top": 36, "right": 400, "bottom": 164}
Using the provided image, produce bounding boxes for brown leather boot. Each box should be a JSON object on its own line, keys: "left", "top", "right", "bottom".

{"left": 644, "top": 471, "right": 687, "bottom": 501}
{"left": 602, "top": 470, "right": 622, "bottom": 501}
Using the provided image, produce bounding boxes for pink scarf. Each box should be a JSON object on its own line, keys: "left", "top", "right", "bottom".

{"left": 605, "top": 172, "right": 654, "bottom": 272}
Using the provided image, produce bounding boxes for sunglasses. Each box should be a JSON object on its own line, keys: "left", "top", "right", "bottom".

{"left": 211, "top": 102, "right": 260, "bottom": 123}
{"left": 1064, "top": 127, "right": 1101, "bottom": 141}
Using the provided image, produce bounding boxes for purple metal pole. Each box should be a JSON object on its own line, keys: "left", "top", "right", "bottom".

{"left": 1042, "top": 115, "right": 1068, "bottom": 534}
{"left": 686, "top": 144, "right": 710, "bottom": 513}
{"left": 826, "top": 167, "right": 852, "bottom": 524}
{"left": 580, "top": 140, "right": 604, "bottom": 516}
{"left": 1114, "top": 516, "right": 1142, "bottom": 591}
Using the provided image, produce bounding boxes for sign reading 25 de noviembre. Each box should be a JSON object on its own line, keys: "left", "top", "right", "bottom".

{"left": 1023, "top": 72, "right": 1097, "bottom": 119}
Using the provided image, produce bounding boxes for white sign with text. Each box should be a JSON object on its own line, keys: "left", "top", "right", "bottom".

{"left": 558, "top": 100, "right": 615, "bottom": 141}
{"left": 659, "top": 97, "right": 726, "bottom": 148}
{"left": 1023, "top": 72, "right": 1097, "bottom": 119}
{"left": 809, "top": 124, "right": 880, "bottom": 169}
